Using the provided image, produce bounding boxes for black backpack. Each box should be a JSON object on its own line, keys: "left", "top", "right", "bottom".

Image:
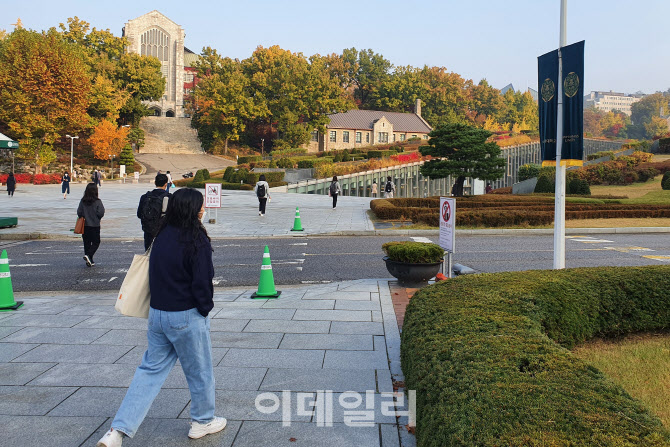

{"left": 329, "top": 182, "right": 338, "bottom": 195}
{"left": 256, "top": 183, "right": 266, "bottom": 198}
{"left": 385, "top": 181, "right": 393, "bottom": 193}
{"left": 140, "top": 193, "right": 166, "bottom": 235}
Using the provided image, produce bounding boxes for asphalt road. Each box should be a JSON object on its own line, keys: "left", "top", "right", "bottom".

{"left": 2, "top": 233, "right": 670, "bottom": 292}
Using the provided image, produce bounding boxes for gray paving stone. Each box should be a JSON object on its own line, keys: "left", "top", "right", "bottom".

{"left": 164, "top": 366, "right": 267, "bottom": 391}
{"left": 4, "top": 415, "right": 106, "bottom": 447}
{"left": 216, "top": 300, "right": 269, "bottom": 308}
{"left": 180, "top": 390, "right": 314, "bottom": 422}
{"left": 0, "top": 314, "right": 90, "bottom": 328}
{"left": 0, "top": 326, "right": 23, "bottom": 339}
{"left": 0, "top": 343, "right": 39, "bottom": 362}
{"left": 210, "top": 332, "right": 283, "bottom": 349}
{"left": 304, "top": 291, "right": 372, "bottom": 301}
{"left": 114, "top": 346, "right": 230, "bottom": 367}
{"left": 243, "top": 319, "right": 330, "bottom": 334}
{"left": 29, "top": 363, "right": 136, "bottom": 387}
{"left": 210, "top": 319, "right": 250, "bottom": 332}
{"left": 82, "top": 418, "right": 240, "bottom": 447}
{"left": 262, "top": 299, "right": 335, "bottom": 310}
{"left": 6, "top": 303, "right": 75, "bottom": 315}
{"left": 0, "top": 386, "right": 77, "bottom": 415}
{"left": 92, "top": 329, "right": 147, "bottom": 345}
{"left": 330, "top": 321, "right": 384, "bottom": 335}
{"left": 374, "top": 336, "right": 387, "bottom": 352}
{"left": 0, "top": 362, "right": 56, "bottom": 385}
{"left": 260, "top": 368, "right": 376, "bottom": 393}
{"left": 335, "top": 300, "right": 381, "bottom": 311}
{"left": 372, "top": 310, "right": 383, "bottom": 322}
{"left": 1, "top": 327, "right": 110, "bottom": 344}
{"left": 279, "top": 334, "right": 373, "bottom": 351}
{"left": 220, "top": 348, "right": 324, "bottom": 369}
{"left": 232, "top": 421, "right": 379, "bottom": 447}
{"left": 59, "top": 305, "right": 118, "bottom": 316}
{"left": 214, "top": 308, "right": 296, "bottom": 320}
{"left": 338, "top": 283, "right": 380, "bottom": 293}
{"left": 293, "top": 310, "right": 371, "bottom": 322}
{"left": 12, "top": 344, "right": 133, "bottom": 364}
{"left": 214, "top": 291, "right": 246, "bottom": 302}
{"left": 314, "top": 392, "right": 397, "bottom": 424}
{"left": 323, "top": 350, "right": 389, "bottom": 370}
{"left": 377, "top": 370, "right": 393, "bottom": 394}
{"left": 48, "top": 387, "right": 191, "bottom": 418}
{"left": 73, "top": 315, "right": 149, "bottom": 330}
{"left": 381, "top": 423, "right": 401, "bottom": 447}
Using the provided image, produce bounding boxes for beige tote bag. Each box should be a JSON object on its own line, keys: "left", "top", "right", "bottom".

{"left": 116, "top": 246, "right": 152, "bottom": 318}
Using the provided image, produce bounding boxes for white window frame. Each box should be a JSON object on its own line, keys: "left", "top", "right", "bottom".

{"left": 329, "top": 131, "right": 337, "bottom": 142}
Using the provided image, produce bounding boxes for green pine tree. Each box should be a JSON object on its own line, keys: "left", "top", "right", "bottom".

{"left": 419, "top": 124, "right": 506, "bottom": 196}
{"left": 118, "top": 144, "right": 135, "bottom": 173}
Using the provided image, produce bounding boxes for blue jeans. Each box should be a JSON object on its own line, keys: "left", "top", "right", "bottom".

{"left": 112, "top": 307, "right": 215, "bottom": 437}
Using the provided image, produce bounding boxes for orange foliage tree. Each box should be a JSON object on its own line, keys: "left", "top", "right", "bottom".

{"left": 87, "top": 120, "right": 129, "bottom": 160}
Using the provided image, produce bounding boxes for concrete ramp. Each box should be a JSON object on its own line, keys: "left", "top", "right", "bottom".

{"left": 139, "top": 116, "right": 204, "bottom": 154}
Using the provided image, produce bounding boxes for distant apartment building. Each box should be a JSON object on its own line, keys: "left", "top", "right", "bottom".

{"left": 306, "top": 99, "right": 432, "bottom": 152}
{"left": 584, "top": 91, "right": 643, "bottom": 116}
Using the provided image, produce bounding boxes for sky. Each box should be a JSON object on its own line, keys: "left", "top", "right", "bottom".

{"left": 2, "top": 0, "right": 668, "bottom": 96}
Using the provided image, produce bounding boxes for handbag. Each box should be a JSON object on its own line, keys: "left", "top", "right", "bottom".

{"left": 74, "top": 217, "right": 85, "bottom": 234}
{"left": 115, "top": 245, "right": 152, "bottom": 318}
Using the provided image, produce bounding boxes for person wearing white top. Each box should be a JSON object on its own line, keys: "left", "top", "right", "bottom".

{"left": 166, "top": 171, "right": 173, "bottom": 190}
{"left": 253, "top": 174, "right": 271, "bottom": 216}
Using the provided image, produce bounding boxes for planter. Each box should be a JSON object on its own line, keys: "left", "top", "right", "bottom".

{"left": 383, "top": 256, "right": 442, "bottom": 287}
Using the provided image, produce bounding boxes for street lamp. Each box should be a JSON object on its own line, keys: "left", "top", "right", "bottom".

{"left": 65, "top": 135, "right": 79, "bottom": 174}
{"left": 261, "top": 138, "right": 264, "bottom": 156}
{"left": 109, "top": 154, "right": 115, "bottom": 179}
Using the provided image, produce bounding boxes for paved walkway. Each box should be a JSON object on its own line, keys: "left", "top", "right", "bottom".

{"left": 1, "top": 280, "right": 415, "bottom": 447}
{"left": 0, "top": 183, "right": 375, "bottom": 239}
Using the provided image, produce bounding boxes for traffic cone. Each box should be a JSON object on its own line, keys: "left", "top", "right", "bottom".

{"left": 0, "top": 250, "right": 23, "bottom": 311}
{"left": 251, "top": 245, "right": 281, "bottom": 299}
{"left": 291, "top": 207, "right": 304, "bottom": 231}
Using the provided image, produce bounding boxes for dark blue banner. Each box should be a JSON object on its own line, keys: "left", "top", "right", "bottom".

{"left": 561, "top": 40, "right": 585, "bottom": 166}
{"left": 538, "top": 49, "right": 558, "bottom": 165}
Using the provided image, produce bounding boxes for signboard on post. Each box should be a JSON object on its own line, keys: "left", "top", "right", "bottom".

{"left": 439, "top": 197, "right": 455, "bottom": 253}
{"left": 205, "top": 183, "right": 222, "bottom": 208}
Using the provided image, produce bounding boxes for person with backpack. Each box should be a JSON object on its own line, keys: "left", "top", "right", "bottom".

{"left": 137, "top": 173, "right": 171, "bottom": 250}
{"left": 254, "top": 174, "right": 271, "bottom": 216}
{"left": 329, "top": 176, "right": 341, "bottom": 209}
{"left": 77, "top": 183, "right": 105, "bottom": 267}
{"left": 384, "top": 176, "right": 396, "bottom": 199}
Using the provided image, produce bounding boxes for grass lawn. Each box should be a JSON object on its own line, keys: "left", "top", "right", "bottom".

{"left": 573, "top": 333, "right": 670, "bottom": 427}
{"left": 590, "top": 176, "right": 667, "bottom": 200}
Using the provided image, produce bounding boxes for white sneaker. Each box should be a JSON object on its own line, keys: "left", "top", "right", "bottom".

{"left": 83, "top": 255, "right": 92, "bottom": 267}
{"left": 188, "top": 417, "right": 227, "bottom": 439}
{"left": 97, "top": 429, "right": 123, "bottom": 447}
{"left": 259, "top": 211, "right": 262, "bottom": 216}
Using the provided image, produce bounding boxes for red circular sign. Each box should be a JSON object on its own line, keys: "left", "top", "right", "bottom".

{"left": 442, "top": 201, "right": 451, "bottom": 223}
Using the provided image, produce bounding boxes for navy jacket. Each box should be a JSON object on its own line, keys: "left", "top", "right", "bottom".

{"left": 149, "top": 225, "right": 214, "bottom": 317}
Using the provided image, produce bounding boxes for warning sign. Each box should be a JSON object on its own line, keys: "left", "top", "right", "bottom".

{"left": 205, "top": 183, "right": 221, "bottom": 208}
{"left": 439, "top": 197, "right": 455, "bottom": 252}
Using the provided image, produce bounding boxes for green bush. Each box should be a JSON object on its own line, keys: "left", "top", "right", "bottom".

{"left": 342, "top": 151, "right": 351, "bottom": 162}
{"left": 567, "top": 178, "right": 591, "bottom": 195}
{"left": 517, "top": 163, "right": 541, "bottom": 181}
{"left": 202, "top": 169, "right": 210, "bottom": 180}
{"left": 223, "top": 167, "right": 235, "bottom": 182}
{"left": 193, "top": 169, "right": 205, "bottom": 183}
{"left": 367, "top": 150, "right": 394, "bottom": 159}
{"left": 402, "top": 266, "right": 670, "bottom": 446}
{"left": 230, "top": 168, "right": 249, "bottom": 184}
{"left": 296, "top": 158, "right": 332, "bottom": 169}
{"left": 587, "top": 150, "right": 615, "bottom": 161}
{"left": 382, "top": 241, "right": 444, "bottom": 263}
{"left": 245, "top": 172, "right": 285, "bottom": 184}
{"left": 270, "top": 147, "right": 307, "bottom": 157}
{"left": 534, "top": 175, "right": 554, "bottom": 193}
{"left": 662, "top": 171, "right": 670, "bottom": 190}
{"left": 237, "top": 155, "right": 262, "bottom": 165}
{"left": 277, "top": 158, "right": 295, "bottom": 169}
{"left": 333, "top": 153, "right": 343, "bottom": 163}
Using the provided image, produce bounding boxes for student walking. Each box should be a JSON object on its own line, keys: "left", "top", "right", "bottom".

{"left": 6, "top": 173, "right": 15, "bottom": 197}
{"left": 329, "top": 176, "right": 341, "bottom": 208}
{"left": 384, "top": 176, "right": 395, "bottom": 198}
{"left": 137, "top": 173, "right": 171, "bottom": 251}
{"left": 92, "top": 169, "right": 102, "bottom": 187}
{"left": 96, "top": 188, "right": 225, "bottom": 447}
{"left": 61, "top": 171, "right": 71, "bottom": 199}
{"left": 371, "top": 179, "right": 378, "bottom": 197}
{"left": 166, "top": 171, "right": 173, "bottom": 190}
{"left": 77, "top": 183, "right": 105, "bottom": 267}
{"left": 254, "top": 174, "right": 271, "bottom": 216}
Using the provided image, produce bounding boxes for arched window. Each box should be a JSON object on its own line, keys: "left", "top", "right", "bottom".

{"left": 140, "top": 28, "right": 170, "bottom": 62}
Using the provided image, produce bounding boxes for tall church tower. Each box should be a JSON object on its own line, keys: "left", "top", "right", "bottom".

{"left": 123, "top": 10, "right": 185, "bottom": 117}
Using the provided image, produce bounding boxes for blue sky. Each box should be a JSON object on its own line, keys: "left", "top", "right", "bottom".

{"left": 3, "top": 0, "right": 668, "bottom": 96}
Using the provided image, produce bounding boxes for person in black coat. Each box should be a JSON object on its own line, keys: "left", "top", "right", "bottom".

{"left": 77, "top": 183, "right": 105, "bottom": 266}
{"left": 6, "top": 173, "right": 16, "bottom": 197}
{"left": 137, "top": 173, "right": 171, "bottom": 250}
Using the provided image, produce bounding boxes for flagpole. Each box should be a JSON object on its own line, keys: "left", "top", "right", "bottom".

{"left": 554, "top": 0, "right": 567, "bottom": 269}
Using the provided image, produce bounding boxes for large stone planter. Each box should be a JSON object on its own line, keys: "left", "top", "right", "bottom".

{"left": 383, "top": 256, "right": 442, "bottom": 287}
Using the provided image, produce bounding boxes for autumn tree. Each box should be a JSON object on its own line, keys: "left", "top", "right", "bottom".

{"left": 341, "top": 48, "right": 393, "bottom": 108}
{"left": 629, "top": 93, "right": 670, "bottom": 139}
{"left": 419, "top": 124, "right": 506, "bottom": 196}
{"left": 116, "top": 53, "right": 165, "bottom": 125}
{"left": 0, "top": 28, "right": 91, "bottom": 173}
{"left": 87, "top": 120, "right": 129, "bottom": 160}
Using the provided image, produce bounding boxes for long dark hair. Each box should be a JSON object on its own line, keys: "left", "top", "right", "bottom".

{"left": 259, "top": 174, "right": 266, "bottom": 182}
{"left": 332, "top": 176, "right": 338, "bottom": 182}
{"left": 81, "top": 183, "right": 99, "bottom": 205}
{"left": 158, "top": 188, "right": 210, "bottom": 250}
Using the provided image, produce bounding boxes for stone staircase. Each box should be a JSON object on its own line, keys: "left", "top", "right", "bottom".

{"left": 139, "top": 116, "right": 204, "bottom": 154}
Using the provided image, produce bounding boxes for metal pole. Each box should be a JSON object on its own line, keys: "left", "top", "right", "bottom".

{"left": 554, "top": 0, "right": 567, "bottom": 269}
{"left": 70, "top": 138, "right": 74, "bottom": 174}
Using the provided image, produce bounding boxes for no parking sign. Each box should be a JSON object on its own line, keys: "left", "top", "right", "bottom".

{"left": 439, "top": 197, "right": 455, "bottom": 253}
{"left": 205, "top": 183, "right": 221, "bottom": 208}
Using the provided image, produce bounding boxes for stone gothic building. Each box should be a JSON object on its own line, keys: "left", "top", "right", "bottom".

{"left": 123, "top": 10, "right": 196, "bottom": 118}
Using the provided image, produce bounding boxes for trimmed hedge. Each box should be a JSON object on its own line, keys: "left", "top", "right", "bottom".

{"left": 237, "top": 155, "right": 263, "bottom": 165}
{"left": 402, "top": 266, "right": 670, "bottom": 446}
{"left": 663, "top": 171, "right": 670, "bottom": 190}
{"left": 382, "top": 241, "right": 444, "bottom": 263}
{"left": 297, "top": 158, "right": 333, "bottom": 169}
{"left": 245, "top": 172, "right": 285, "bottom": 184}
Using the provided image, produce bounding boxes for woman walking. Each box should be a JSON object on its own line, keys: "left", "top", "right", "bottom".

{"left": 77, "top": 183, "right": 105, "bottom": 267}
{"left": 6, "top": 173, "right": 15, "bottom": 197}
{"left": 329, "top": 176, "right": 341, "bottom": 209}
{"left": 96, "top": 188, "right": 225, "bottom": 447}
{"left": 254, "top": 174, "right": 271, "bottom": 216}
{"left": 371, "top": 179, "right": 378, "bottom": 198}
{"left": 62, "top": 171, "right": 71, "bottom": 199}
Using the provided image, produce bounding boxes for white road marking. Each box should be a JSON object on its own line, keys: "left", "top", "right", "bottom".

{"left": 642, "top": 255, "right": 670, "bottom": 262}
{"left": 212, "top": 277, "right": 227, "bottom": 285}
{"left": 301, "top": 280, "right": 331, "bottom": 284}
{"left": 290, "top": 243, "right": 308, "bottom": 246}
{"left": 108, "top": 277, "right": 118, "bottom": 282}
{"left": 115, "top": 269, "right": 129, "bottom": 274}
{"left": 11, "top": 264, "right": 49, "bottom": 267}
{"left": 411, "top": 237, "right": 434, "bottom": 243}
{"left": 296, "top": 267, "right": 303, "bottom": 271}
